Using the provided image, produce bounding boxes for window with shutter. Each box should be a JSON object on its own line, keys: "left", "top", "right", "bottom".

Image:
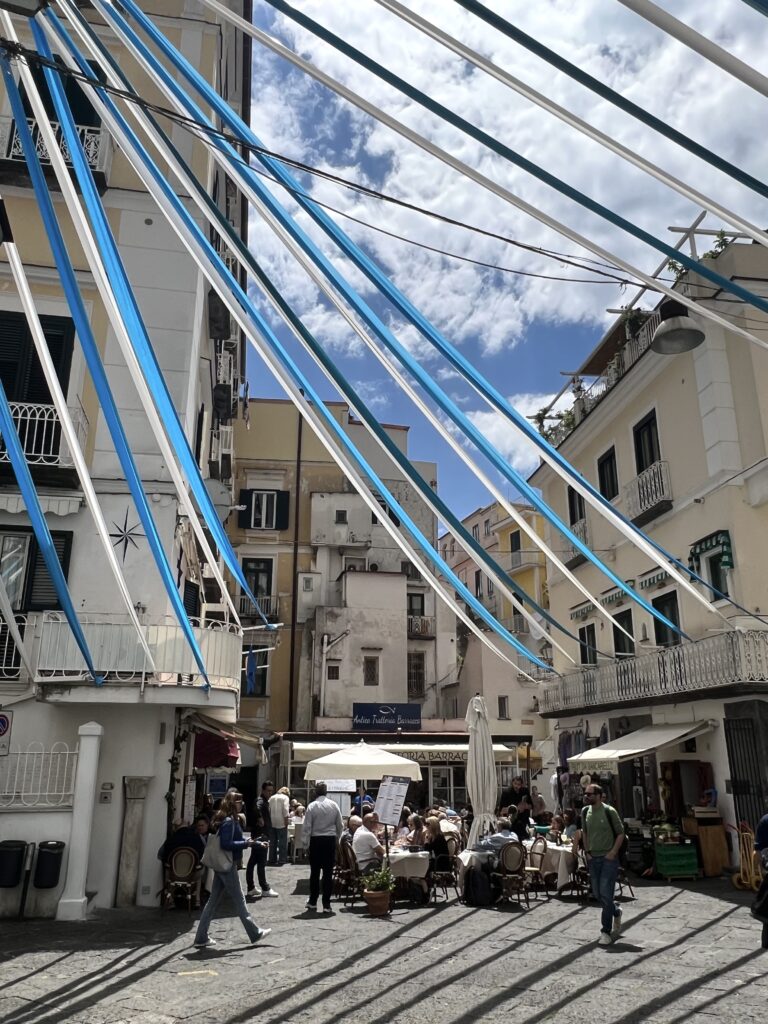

{"left": 25, "top": 531, "right": 73, "bottom": 611}
{"left": 0, "top": 312, "right": 74, "bottom": 404}
{"left": 183, "top": 579, "right": 200, "bottom": 617}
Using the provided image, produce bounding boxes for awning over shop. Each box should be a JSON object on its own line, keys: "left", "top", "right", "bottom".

{"left": 567, "top": 720, "right": 716, "bottom": 772}
{"left": 189, "top": 713, "right": 266, "bottom": 766}
{"left": 289, "top": 741, "right": 528, "bottom": 765}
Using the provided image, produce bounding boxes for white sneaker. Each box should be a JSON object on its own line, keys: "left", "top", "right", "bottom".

{"left": 194, "top": 938, "right": 217, "bottom": 949}
{"left": 262, "top": 889, "right": 279, "bottom": 898}
{"left": 612, "top": 912, "right": 623, "bottom": 937}
{"left": 598, "top": 932, "right": 613, "bottom": 946}
{"left": 246, "top": 888, "right": 259, "bottom": 897}
{"left": 305, "top": 901, "right": 317, "bottom": 911}
{"left": 252, "top": 928, "right": 271, "bottom": 943}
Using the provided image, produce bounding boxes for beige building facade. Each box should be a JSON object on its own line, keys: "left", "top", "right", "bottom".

{"left": 530, "top": 241, "right": 768, "bottom": 836}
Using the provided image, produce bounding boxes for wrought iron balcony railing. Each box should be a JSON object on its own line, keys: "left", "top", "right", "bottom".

{"left": 624, "top": 460, "right": 673, "bottom": 524}
{"left": 238, "top": 593, "right": 280, "bottom": 620}
{"left": 0, "top": 115, "right": 112, "bottom": 178}
{"left": 407, "top": 614, "right": 435, "bottom": 637}
{"left": 540, "top": 630, "right": 768, "bottom": 714}
{"left": 0, "top": 401, "right": 88, "bottom": 467}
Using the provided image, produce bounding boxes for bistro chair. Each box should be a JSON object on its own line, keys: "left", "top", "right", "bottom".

{"left": 524, "top": 836, "right": 551, "bottom": 899}
{"left": 491, "top": 840, "right": 530, "bottom": 910}
{"left": 616, "top": 863, "right": 636, "bottom": 900}
{"left": 339, "top": 841, "right": 365, "bottom": 907}
{"left": 430, "top": 834, "right": 460, "bottom": 903}
{"left": 565, "top": 848, "right": 592, "bottom": 901}
{"left": 290, "top": 822, "right": 304, "bottom": 864}
{"left": 161, "top": 846, "right": 200, "bottom": 913}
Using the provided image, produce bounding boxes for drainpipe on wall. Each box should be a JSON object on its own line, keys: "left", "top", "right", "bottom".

{"left": 287, "top": 407, "right": 303, "bottom": 729}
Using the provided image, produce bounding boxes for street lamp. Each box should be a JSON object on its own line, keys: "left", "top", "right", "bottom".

{"left": 650, "top": 298, "right": 705, "bottom": 355}
{"left": 0, "top": 0, "right": 48, "bottom": 15}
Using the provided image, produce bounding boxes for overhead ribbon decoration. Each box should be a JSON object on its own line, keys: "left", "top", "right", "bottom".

{"left": 0, "top": 50, "right": 207, "bottom": 684}
{"left": 104, "top": 0, "right": 694, "bottom": 638}
{"left": 41, "top": 6, "right": 551, "bottom": 674}
{"left": 49, "top": 0, "right": 591, "bottom": 664}
{"left": 0, "top": 375, "right": 101, "bottom": 683}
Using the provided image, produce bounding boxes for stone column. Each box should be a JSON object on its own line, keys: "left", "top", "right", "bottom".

{"left": 115, "top": 776, "right": 152, "bottom": 907}
{"left": 56, "top": 721, "right": 103, "bottom": 922}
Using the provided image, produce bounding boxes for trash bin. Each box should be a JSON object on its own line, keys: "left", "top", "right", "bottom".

{"left": 33, "top": 841, "right": 66, "bottom": 889}
{"left": 0, "top": 840, "right": 27, "bottom": 888}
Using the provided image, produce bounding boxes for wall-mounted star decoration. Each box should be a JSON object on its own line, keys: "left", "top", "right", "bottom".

{"left": 109, "top": 509, "right": 145, "bottom": 564}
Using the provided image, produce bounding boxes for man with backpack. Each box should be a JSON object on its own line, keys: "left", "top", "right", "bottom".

{"left": 581, "top": 783, "right": 625, "bottom": 945}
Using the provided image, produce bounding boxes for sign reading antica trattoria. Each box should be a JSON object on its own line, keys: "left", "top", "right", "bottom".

{"left": 352, "top": 702, "right": 422, "bottom": 730}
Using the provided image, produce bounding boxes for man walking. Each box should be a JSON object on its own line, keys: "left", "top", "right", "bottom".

{"left": 302, "top": 782, "right": 343, "bottom": 914}
{"left": 581, "top": 783, "right": 625, "bottom": 945}
{"left": 269, "top": 786, "right": 291, "bottom": 866}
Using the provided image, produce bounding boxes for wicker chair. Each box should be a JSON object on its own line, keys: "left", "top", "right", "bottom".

{"left": 524, "top": 836, "right": 551, "bottom": 899}
{"left": 337, "top": 841, "right": 365, "bottom": 906}
{"left": 161, "top": 846, "right": 201, "bottom": 912}
{"left": 491, "top": 840, "right": 530, "bottom": 909}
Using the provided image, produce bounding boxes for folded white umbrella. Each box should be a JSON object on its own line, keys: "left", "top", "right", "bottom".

{"left": 304, "top": 740, "right": 421, "bottom": 782}
{"left": 466, "top": 695, "right": 498, "bottom": 847}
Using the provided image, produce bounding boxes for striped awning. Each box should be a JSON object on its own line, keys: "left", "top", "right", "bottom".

{"left": 689, "top": 530, "right": 733, "bottom": 571}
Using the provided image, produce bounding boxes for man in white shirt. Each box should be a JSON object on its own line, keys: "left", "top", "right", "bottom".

{"left": 352, "top": 813, "right": 385, "bottom": 874}
{"left": 268, "top": 786, "right": 290, "bottom": 866}
{"left": 302, "top": 782, "right": 343, "bottom": 913}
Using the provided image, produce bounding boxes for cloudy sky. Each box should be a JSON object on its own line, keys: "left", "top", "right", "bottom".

{"left": 244, "top": 0, "right": 768, "bottom": 518}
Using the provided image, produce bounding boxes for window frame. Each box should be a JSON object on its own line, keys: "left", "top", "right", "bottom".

{"left": 633, "top": 409, "right": 661, "bottom": 474}
{"left": 706, "top": 550, "right": 730, "bottom": 601}
{"left": 497, "top": 695, "right": 509, "bottom": 720}
{"left": 578, "top": 622, "right": 597, "bottom": 666}
{"left": 474, "top": 569, "right": 483, "bottom": 598}
{"left": 335, "top": 508, "right": 348, "bottom": 525}
{"left": 652, "top": 589, "right": 681, "bottom": 648}
{"left": 250, "top": 490, "right": 277, "bottom": 530}
{"left": 241, "top": 645, "right": 270, "bottom": 698}
{"left": 567, "top": 485, "right": 586, "bottom": 526}
{"left": 407, "top": 651, "right": 426, "bottom": 699}
{"left": 483, "top": 518, "right": 491, "bottom": 537}
{"left": 597, "top": 446, "right": 619, "bottom": 501}
{"left": 471, "top": 524, "right": 480, "bottom": 541}
{"left": 612, "top": 608, "right": 635, "bottom": 659}
{"left": 363, "top": 655, "right": 379, "bottom": 687}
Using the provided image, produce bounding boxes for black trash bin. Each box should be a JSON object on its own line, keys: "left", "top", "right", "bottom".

{"left": 33, "top": 841, "right": 66, "bottom": 889}
{"left": 0, "top": 840, "right": 27, "bottom": 888}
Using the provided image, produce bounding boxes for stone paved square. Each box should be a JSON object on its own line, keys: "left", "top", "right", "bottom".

{"left": 0, "top": 867, "right": 765, "bottom": 1024}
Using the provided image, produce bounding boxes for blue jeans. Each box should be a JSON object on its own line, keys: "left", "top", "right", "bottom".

{"left": 270, "top": 827, "right": 288, "bottom": 865}
{"left": 588, "top": 855, "right": 620, "bottom": 934}
{"left": 193, "top": 865, "right": 261, "bottom": 945}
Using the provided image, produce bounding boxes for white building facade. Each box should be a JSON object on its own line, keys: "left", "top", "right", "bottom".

{"left": 0, "top": 0, "right": 251, "bottom": 918}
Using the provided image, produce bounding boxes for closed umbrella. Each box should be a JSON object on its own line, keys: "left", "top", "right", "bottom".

{"left": 465, "top": 695, "right": 498, "bottom": 848}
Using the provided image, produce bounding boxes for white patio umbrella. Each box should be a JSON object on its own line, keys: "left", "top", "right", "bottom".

{"left": 303, "top": 741, "right": 421, "bottom": 782}
{"left": 465, "top": 695, "right": 498, "bottom": 848}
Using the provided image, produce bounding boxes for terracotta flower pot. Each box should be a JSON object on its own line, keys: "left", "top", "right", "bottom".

{"left": 363, "top": 889, "right": 391, "bottom": 916}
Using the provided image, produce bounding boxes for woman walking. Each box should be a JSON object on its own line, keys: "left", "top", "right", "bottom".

{"left": 193, "top": 789, "right": 271, "bottom": 949}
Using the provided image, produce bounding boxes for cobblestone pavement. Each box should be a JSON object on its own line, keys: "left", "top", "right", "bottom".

{"left": 0, "top": 867, "right": 765, "bottom": 1024}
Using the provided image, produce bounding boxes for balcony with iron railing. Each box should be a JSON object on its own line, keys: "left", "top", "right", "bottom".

{"left": 500, "top": 613, "right": 529, "bottom": 635}
{"left": 624, "top": 460, "right": 673, "bottom": 526}
{"left": 564, "top": 517, "right": 590, "bottom": 569}
{"left": 0, "top": 115, "right": 113, "bottom": 192}
{"left": 408, "top": 614, "right": 436, "bottom": 638}
{"left": 238, "top": 593, "right": 281, "bottom": 621}
{"left": 501, "top": 549, "right": 543, "bottom": 573}
{"left": 25, "top": 612, "right": 243, "bottom": 693}
{"left": 0, "top": 400, "right": 88, "bottom": 472}
{"left": 539, "top": 630, "right": 768, "bottom": 715}
{"left": 544, "top": 311, "right": 663, "bottom": 448}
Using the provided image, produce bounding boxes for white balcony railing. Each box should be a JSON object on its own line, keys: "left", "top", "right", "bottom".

{"left": 546, "top": 310, "right": 663, "bottom": 447}
{"left": 0, "top": 742, "right": 78, "bottom": 808}
{"left": 0, "top": 115, "right": 112, "bottom": 177}
{"left": 35, "top": 613, "right": 242, "bottom": 691}
{"left": 0, "top": 402, "right": 88, "bottom": 467}
{"left": 540, "top": 630, "right": 768, "bottom": 714}
{"left": 408, "top": 615, "right": 436, "bottom": 636}
{"left": 238, "top": 593, "right": 279, "bottom": 619}
{"left": 624, "top": 460, "right": 672, "bottom": 521}
{"left": 501, "top": 613, "right": 529, "bottom": 635}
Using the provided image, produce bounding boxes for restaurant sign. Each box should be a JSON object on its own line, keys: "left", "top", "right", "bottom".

{"left": 352, "top": 702, "right": 422, "bottom": 731}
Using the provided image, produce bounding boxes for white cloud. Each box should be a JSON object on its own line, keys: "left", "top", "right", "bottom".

{"left": 464, "top": 391, "right": 573, "bottom": 477}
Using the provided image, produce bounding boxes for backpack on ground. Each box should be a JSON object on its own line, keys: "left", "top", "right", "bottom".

{"left": 464, "top": 865, "right": 493, "bottom": 906}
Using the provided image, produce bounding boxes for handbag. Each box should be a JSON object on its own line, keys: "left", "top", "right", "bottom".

{"left": 201, "top": 833, "right": 233, "bottom": 873}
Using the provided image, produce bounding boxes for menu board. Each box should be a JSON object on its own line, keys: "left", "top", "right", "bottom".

{"left": 374, "top": 775, "right": 411, "bottom": 828}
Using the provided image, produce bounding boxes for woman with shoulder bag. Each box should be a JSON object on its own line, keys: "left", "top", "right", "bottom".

{"left": 194, "top": 789, "right": 272, "bottom": 949}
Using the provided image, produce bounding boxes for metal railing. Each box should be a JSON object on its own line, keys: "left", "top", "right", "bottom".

{"left": 0, "top": 115, "right": 112, "bottom": 176}
{"left": 0, "top": 401, "right": 88, "bottom": 467}
{"left": 546, "top": 311, "right": 663, "bottom": 447}
{"left": 0, "top": 614, "right": 25, "bottom": 678}
{"left": 408, "top": 615, "right": 435, "bottom": 637}
{"left": 36, "top": 613, "right": 242, "bottom": 691}
{"left": 565, "top": 517, "right": 590, "bottom": 562}
{"left": 500, "top": 613, "right": 529, "bottom": 635}
{"left": 540, "top": 630, "right": 768, "bottom": 714}
{"left": 0, "top": 742, "right": 77, "bottom": 808}
{"left": 238, "top": 593, "right": 279, "bottom": 619}
{"left": 624, "top": 460, "right": 672, "bottom": 520}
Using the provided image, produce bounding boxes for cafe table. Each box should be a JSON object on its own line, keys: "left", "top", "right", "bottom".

{"left": 523, "top": 838, "right": 576, "bottom": 891}
{"left": 386, "top": 848, "right": 431, "bottom": 879}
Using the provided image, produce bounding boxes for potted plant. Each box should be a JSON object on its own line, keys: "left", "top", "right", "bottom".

{"left": 362, "top": 865, "right": 395, "bottom": 916}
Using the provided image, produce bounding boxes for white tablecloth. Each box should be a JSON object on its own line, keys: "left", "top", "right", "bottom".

{"left": 456, "top": 848, "right": 495, "bottom": 887}
{"left": 523, "top": 840, "right": 576, "bottom": 891}
{"left": 387, "top": 850, "right": 431, "bottom": 879}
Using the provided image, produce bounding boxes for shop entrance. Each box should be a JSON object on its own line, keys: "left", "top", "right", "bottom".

{"left": 723, "top": 715, "right": 765, "bottom": 829}
{"left": 429, "top": 764, "right": 467, "bottom": 809}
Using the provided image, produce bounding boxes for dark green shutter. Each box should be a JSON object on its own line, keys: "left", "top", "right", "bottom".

{"left": 275, "top": 490, "right": 290, "bottom": 531}
{"left": 26, "top": 532, "right": 72, "bottom": 610}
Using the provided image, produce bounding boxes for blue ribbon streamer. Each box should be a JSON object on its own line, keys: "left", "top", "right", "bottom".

{"left": 1, "top": 55, "right": 211, "bottom": 688}
{"left": 41, "top": 12, "right": 552, "bottom": 671}
{"left": 46, "top": 10, "right": 583, "bottom": 650}
{"left": 0, "top": 377, "right": 101, "bottom": 682}
{"left": 103, "top": 0, "right": 684, "bottom": 639}
{"left": 30, "top": 21, "right": 269, "bottom": 631}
